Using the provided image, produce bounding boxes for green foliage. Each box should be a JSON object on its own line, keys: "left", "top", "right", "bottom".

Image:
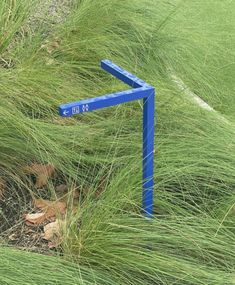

{"left": 0, "top": 0, "right": 235, "bottom": 284}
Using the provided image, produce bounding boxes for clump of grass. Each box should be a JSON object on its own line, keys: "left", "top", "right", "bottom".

{"left": 1, "top": 214, "right": 235, "bottom": 285}
{"left": 0, "top": 0, "right": 235, "bottom": 284}
{"left": 147, "top": 0, "right": 235, "bottom": 118}
{"left": 0, "top": 0, "right": 36, "bottom": 54}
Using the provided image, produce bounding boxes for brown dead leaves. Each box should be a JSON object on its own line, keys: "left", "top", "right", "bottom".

{"left": 25, "top": 198, "right": 66, "bottom": 226}
{"left": 24, "top": 198, "right": 67, "bottom": 248}
{"left": 23, "top": 163, "right": 55, "bottom": 188}
{"left": 43, "top": 220, "right": 65, "bottom": 248}
{"left": 21, "top": 162, "right": 82, "bottom": 248}
{"left": 23, "top": 170, "right": 79, "bottom": 248}
{"left": 25, "top": 212, "right": 46, "bottom": 226}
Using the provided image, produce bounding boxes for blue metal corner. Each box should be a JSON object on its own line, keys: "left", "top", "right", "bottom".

{"left": 59, "top": 60, "right": 155, "bottom": 217}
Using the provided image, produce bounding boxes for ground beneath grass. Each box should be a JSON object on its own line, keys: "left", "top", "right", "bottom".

{"left": 0, "top": 181, "right": 56, "bottom": 254}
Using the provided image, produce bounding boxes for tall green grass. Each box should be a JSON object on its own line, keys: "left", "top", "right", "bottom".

{"left": 152, "top": 0, "right": 235, "bottom": 118}
{"left": 1, "top": 215, "right": 235, "bottom": 284}
{"left": 0, "top": 0, "right": 235, "bottom": 284}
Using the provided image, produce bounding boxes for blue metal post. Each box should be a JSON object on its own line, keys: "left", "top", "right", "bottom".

{"left": 143, "top": 91, "right": 155, "bottom": 217}
{"left": 59, "top": 60, "right": 155, "bottom": 217}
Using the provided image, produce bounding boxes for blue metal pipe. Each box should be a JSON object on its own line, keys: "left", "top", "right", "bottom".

{"left": 59, "top": 60, "right": 155, "bottom": 217}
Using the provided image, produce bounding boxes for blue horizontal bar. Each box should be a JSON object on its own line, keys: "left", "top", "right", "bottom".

{"left": 59, "top": 86, "right": 154, "bottom": 117}
{"left": 101, "top": 60, "right": 152, "bottom": 89}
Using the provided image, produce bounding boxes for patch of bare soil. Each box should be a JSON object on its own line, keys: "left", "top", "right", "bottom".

{"left": 35, "top": 0, "right": 75, "bottom": 25}
{"left": 0, "top": 181, "right": 55, "bottom": 254}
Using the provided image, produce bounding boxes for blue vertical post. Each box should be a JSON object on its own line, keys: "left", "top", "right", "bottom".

{"left": 59, "top": 60, "right": 155, "bottom": 218}
{"left": 143, "top": 92, "right": 155, "bottom": 217}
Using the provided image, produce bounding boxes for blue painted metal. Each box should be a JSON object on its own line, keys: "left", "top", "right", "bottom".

{"left": 59, "top": 60, "right": 155, "bottom": 217}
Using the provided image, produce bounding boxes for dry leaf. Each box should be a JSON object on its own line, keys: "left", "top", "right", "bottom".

{"left": 43, "top": 220, "right": 60, "bottom": 240}
{"left": 34, "top": 198, "right": 49, "bottom": 209}
{"left": 23, "top": 163, "right": 55, "bottom": 188}
{"left": 43, "top": 220, "right": 64, "bottom": 248}
{"left": 33, "top": 198, "right": 66, "bottom": 223}
{"left": 25, "top": 199, "right": 66, "bottom": 227}
{"left": 25, "top": 212, "right": 46, "bottom": 226}
{"left": 0, "top": 178, "right": 6, "bottom": 199}
{"left": 34, "top": 198, "right": 66, "bottom": 215}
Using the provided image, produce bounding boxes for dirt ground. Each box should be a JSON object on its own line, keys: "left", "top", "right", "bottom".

{"left": 0, "top": 183, "right": 54, "bottom": 254}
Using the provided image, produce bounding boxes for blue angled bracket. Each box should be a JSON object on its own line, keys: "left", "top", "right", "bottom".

{"left": 59, "top": 60, "right": 155, "bottom": 217}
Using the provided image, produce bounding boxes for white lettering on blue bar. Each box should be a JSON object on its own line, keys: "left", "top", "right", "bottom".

{"left": 72, "top": 106, "right": 80, "bottom": 114}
